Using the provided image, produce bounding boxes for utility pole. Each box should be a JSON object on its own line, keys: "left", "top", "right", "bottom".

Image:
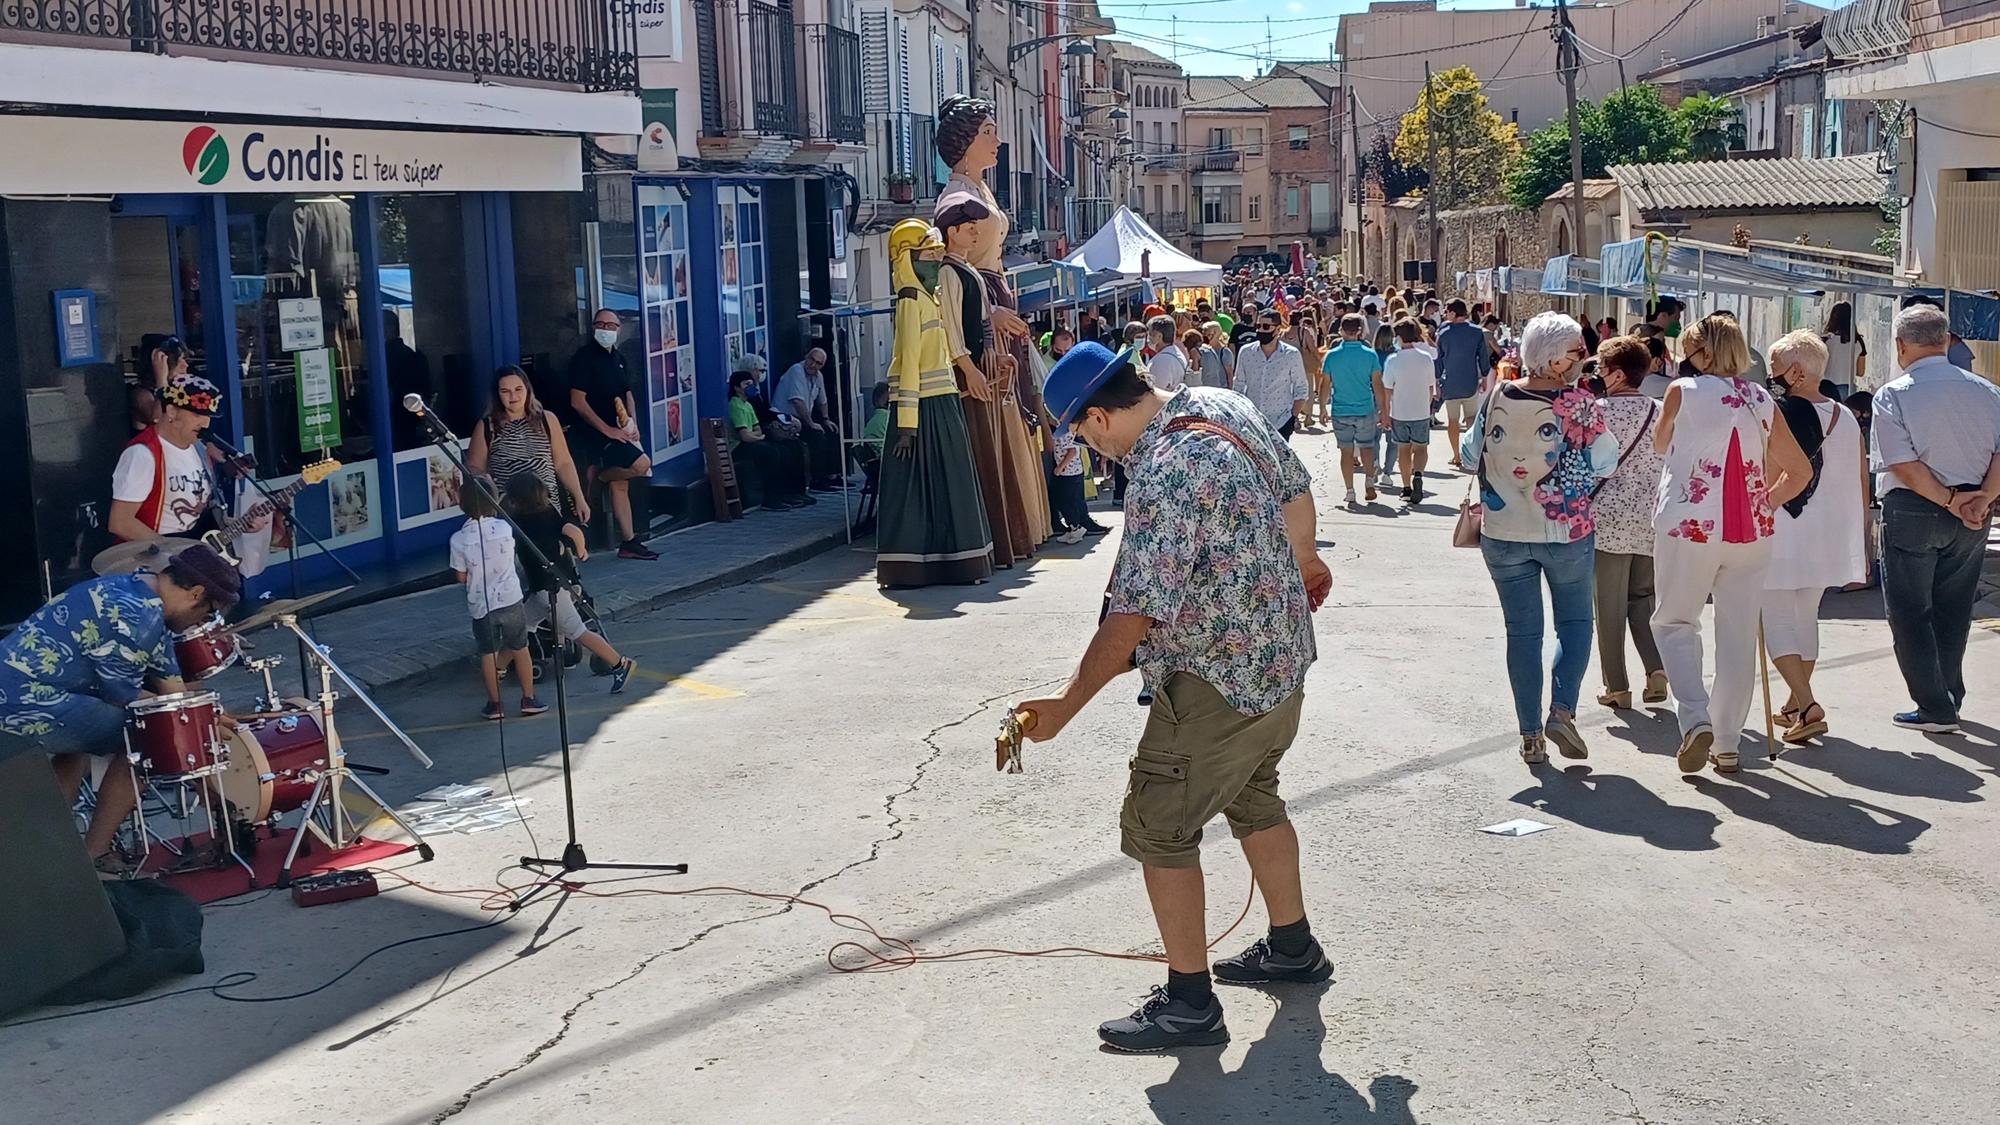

{"left": 1352, "top": 87, "right": 1368, "bottom": 278}
{"left": 1424, "top": 60, "right": 1439, "bottom": 282}
{"left": 1557, "top": 0, "right": 1587, "bottom": 263}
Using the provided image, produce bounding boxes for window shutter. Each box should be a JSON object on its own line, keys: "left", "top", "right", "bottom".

{"left": 934, "top": 41, "right": 945, "bottom": 105}
{"left": 995, "top": 143, "right": 1012, "bottom": 209}
{"left": 861, "top": 10, "right": 890, "bottom": 114}
{"left": 954, "top": 47, "right": 965, "bottom": 95}
{"left": 895, "top": 18, "right": 910, "bottom": 111}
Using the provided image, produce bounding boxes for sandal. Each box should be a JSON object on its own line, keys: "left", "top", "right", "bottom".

{"left": 1520, "top": 733, "right": 1548, "bottom": 765}
{"left": 1677, "top": 726, "right": 1714, "bottom": 774}
{"left": 1709, "top": 748, "right": 1740, "bottom": 774}
{"left": 1597, "top": 689, "right": 1632, "bottom": 710}
{"left": 1783, "top": 702, "right": 1828, "bottom": 745}
{"left": 1643, "top": 670, "right": 1670, "bottom": 705}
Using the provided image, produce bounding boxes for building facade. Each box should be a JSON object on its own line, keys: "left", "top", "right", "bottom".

{"left": 1183, "top": 74, "right": 1336, "bottom": 267}
{"left": 1106, "top": 41, "right": 1191, "bottom": 248}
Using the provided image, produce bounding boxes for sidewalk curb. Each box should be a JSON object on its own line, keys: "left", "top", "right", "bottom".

{"left": 344, "top": 525, "right": 854, "bottom": 698}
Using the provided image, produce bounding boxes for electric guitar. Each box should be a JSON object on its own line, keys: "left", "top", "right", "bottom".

{"left": 203, "top": 457, "right": 341, "bottom": 561}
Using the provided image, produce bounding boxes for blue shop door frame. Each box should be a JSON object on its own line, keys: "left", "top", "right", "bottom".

{"left": 636, "top": 177, "right": 727, "bottom": 488}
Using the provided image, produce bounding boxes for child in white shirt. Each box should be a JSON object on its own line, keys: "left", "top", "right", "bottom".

{"left": 1379, "top": 319, "right": 1440, "bottom": 504}
{"left": 449, "top": 478, "right": 544, "bottom": 720}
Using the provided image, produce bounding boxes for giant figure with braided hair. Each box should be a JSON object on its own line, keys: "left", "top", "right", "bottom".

{"left": 935, "top": 94, "right": 1052, "bottom": 562}
{"left": 875, "top": 220, "right": 994, "bottom": 587}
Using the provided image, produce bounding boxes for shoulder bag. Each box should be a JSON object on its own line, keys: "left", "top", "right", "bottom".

{"left": 1453, "top": 386, "right": 1503, "bottom": 548}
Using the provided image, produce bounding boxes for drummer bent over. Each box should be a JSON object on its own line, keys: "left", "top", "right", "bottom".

{"left": 0, "top": 544, "right": 242, "bottom": 875}
{"left": 1018, "top": 343, "right": 1335, "bottom": 1053}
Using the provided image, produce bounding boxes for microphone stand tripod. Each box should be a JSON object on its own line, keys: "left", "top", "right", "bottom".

{"left": 405, "top": 398, "right": 687, "bottom": 911}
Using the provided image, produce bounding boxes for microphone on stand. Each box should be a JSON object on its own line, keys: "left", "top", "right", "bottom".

{"left": 198, "top": 429, "right": 257, "bottom": 473}
{"left": 402, "top": 393, "right": 460, "bottom": 444}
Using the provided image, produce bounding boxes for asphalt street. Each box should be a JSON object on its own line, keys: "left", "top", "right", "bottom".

{"left": 7, "top": 427, "right": 1999, "bottom": 1125}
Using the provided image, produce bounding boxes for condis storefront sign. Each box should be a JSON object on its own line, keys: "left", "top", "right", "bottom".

{"left": 0, "top": 118, "right": 583, "bottom": 195}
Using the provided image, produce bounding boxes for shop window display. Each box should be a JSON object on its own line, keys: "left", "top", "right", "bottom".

{"left": 717, "top": 184, "right": 768, "bottom": 375}
{"left": 637, "top": 186, "right": 697, "bottom": 461}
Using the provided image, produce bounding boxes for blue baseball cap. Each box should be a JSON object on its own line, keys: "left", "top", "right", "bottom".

{"left": 1044, "top": 342, "right": 1134, "bottom": 426}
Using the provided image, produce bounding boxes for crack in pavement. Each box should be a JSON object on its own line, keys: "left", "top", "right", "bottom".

{"left": 426, "top": 676, "right": 1062, "bottom": 1122}
{"left": 1581, "top": 966, "right": 1652, "bottom": 1125}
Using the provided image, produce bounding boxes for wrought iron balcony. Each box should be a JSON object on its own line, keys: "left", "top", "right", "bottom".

{"left": 1194, "top": 149, "right": 1243, "bottom": 174}
{"left": 800, "top": 23, "right": 864, "bottom": 144}
{"left": 747, "top": 1, "right": 799, "bottom": 136}
{"left": 0, "top": 0, "right": 637, "bottom": 91}
{"left": 1157, "top": 210, "right": 1189, "bottom": 234}
{"left": 1076, "top": 197, "right": 1115, "bottom": 240}
{"left": 858, "top": 112, "right": 940, "bottom": 204}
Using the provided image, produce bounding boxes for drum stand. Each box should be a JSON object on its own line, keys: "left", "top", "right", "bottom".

{"left": 269, "top": 613, "right": 435, "bottom": 888}
{"left": 129, "top": 753, "right": 255, "bottom": 883}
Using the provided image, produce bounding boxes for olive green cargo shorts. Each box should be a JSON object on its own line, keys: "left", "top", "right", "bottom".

{"left": 1119, "top": 672, "right": 1305, "bottom": 869}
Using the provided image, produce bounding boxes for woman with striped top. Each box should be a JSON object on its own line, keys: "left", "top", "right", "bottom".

{"left": 467, "top": 365, "right": 591, "bottom": 524}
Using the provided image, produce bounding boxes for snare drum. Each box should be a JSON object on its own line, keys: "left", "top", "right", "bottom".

{"left": 219, "top": 711, "right": 329, "bottom": 824}
{"left": 172, "top": 615, "right": 241, "bottom": 682}
{"left": 125, "top": 690, "right": 224, "bottom": 777}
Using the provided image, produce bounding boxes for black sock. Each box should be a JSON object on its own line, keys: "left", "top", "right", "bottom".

{"left": 1166, "top": 968, "right": 1213, "bottom": 1007}
{"left": 1269, "top": 916, "right": 1313, "bottom": 957}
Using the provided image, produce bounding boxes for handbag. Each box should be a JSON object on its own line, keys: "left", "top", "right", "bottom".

{"left": 1453, "top": 387, "right": 1502, "bottom": 548}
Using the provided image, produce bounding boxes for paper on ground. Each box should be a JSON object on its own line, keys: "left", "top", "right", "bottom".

{"left": 1479, "top": 818, "right": 1555, "bottom": 837}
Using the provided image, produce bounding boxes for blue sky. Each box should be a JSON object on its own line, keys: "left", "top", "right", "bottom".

{"left": 1090, "top": 0, "right": 1856, "bottom": 78}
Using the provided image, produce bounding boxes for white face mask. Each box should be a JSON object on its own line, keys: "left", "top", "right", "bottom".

{"left": 594, "top": 328, "right": 619, "bottom": 349}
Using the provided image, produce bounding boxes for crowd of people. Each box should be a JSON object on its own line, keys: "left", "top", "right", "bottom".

{"left": 1028, "top": 269, "right": 1998, "bottom": 776}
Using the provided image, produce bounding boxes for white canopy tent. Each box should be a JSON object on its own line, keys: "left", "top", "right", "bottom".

{"left": 1063, "top": 206, "right": 1224, "bottom": 288}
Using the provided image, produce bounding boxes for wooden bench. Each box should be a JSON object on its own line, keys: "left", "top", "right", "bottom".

{"left": 699, "top": 418, "right": 745, "bottom": 521}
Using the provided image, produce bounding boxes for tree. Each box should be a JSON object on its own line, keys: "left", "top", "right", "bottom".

{"left": 1365, "top": 131, "right": 1428, "bottom": 200}
{"left": 1393, "top": 66, "right": 1520, "bottom": 210}
{"left": 1599, "top": 85, "right": 1689, "bottom": 165}
{"left": 1504, "top": 86, "right": 1692, "bottom": 209}
{"left": 1505, "top": 107, "right": 1609, "bottom": 210}
{"left": 1676, "top": 93, "right": 1742, "bottom": 161}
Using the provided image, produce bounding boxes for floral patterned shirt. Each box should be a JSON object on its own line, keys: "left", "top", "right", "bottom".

{"left": 1107, "top": 387, "right": 1315, "bottom": 716}
{"left": 1654, "top": 376, "right": 1777, "bottom": 545}
{"left": 1592, "top": 394, "right": 1665, "bottom": 555}
{"left": 0, "top": 576, "right": 176, "bottom": 738}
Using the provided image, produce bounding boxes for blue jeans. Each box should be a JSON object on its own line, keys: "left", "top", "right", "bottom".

{"left": 1481, "top": 535, "right": 1596, "bottom": 734}
{"left": 1881, "top": 490, "right": 1986, "bottom": 721}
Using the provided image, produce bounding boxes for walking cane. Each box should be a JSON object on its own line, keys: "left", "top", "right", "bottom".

{"left": 1758, "top": 620, "right": 1779, "bottom": 760}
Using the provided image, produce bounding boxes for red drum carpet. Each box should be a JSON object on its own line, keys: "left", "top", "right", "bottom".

{"left": 139, "top": 829, "right": 414, "bottom": 904}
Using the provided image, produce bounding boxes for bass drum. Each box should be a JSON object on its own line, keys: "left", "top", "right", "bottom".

{"left": 219, "top": 712, "right": 329, "bottom": 825}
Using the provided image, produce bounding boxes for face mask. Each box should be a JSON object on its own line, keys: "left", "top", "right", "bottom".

{"left": 1666, "top": 320, "right": 1682, "bottom": 339}
{"left": 594, "top": 328, "right": 619, "bottom": 349}
{"left": 914, "top": 260, "right": 942, "bottom": 288}
{"left": 1256, "top": 329, "right": 1278, "bottom": 344}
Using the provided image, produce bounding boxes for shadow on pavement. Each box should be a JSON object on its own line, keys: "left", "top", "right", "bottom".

{"left": 1510, "top": 764, "right": 1722, "bottom": 851}
{"left": 876, "top": 537, "right": 1116, "bottom": 619}
{"left": 1600, "top": 707, "right": 1682, "bottom": 758}
{"left": 1687, "top": 769, "right": 1931, "bottom": 854}
{"left": 0, "top": 889, "right": 518, "bottom": 1124}
{"left": 1143, "top": 987, "right": 1421, "bottom": 1124}
{"left": 1778, "top": 735, "right": 1986, "bottom": 803}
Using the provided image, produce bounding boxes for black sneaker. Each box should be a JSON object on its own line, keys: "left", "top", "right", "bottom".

{"left": 1097, "top": 986, "right": 1229, "bottom": 1053}
{"left": 1081, "top": 522, "right": 1111, "bottom": 536}
{"left": 618, "top": 539, "right": 659, "bottom": 560}
{"left": 1211, "top": 937, "right": 1335, "bottom": 986}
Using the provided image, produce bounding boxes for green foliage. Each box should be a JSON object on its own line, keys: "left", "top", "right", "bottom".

{"left": 1393, "top": 66, "right": 1520, "bottom": 210}
{"left": 1504, "top": 85, "right": 1698, "bottom": 210}
{"left": 1676, "top": 93, "right": 1742, "bottom": 161}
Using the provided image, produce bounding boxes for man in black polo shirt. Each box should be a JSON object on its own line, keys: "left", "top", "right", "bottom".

{"left": 567, "top": 309, "right": 658, "bottom": 560}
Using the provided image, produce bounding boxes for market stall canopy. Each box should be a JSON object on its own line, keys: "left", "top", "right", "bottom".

{"left": 1063, "top": 206, "right": 1224, "bottom": 288}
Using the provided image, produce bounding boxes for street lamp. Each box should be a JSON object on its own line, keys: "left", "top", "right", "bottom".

{"left": 1011, "top": 35, "right": 1098, "bottom": 64}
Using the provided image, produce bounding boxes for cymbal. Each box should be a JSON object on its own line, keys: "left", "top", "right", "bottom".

{"left": 231, "top": 586, "right": 353, "bottom": 633}
{"left": 92, "top": 537, "right": 197, "bottom": 577}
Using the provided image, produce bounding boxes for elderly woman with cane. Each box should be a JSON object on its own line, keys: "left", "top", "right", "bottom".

{"left": 1650, "top": 314, "right": 1813, "bottom": 774}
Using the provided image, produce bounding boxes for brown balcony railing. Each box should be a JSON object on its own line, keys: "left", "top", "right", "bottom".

{"left": 1, "top": 0, "right": 637, "bottom": 91}
{"left": 859, "top": 112, "right": 940, "bottom": 203}
{"left": 800, "top": 23, "right": 864, "bottom": 144}
{"left": 1195, "top": 149, "right": 1243, "bottom": 173}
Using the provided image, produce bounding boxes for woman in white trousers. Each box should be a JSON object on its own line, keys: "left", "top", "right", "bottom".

{"left": 1650, "top": 314, "right": 1813, "bottom": 774}
{"left": 1761, "top": 330, "right": 1869, "bottom": 744}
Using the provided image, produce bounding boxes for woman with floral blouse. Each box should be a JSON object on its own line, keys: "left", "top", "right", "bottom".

{"left": 1461, "top": 311, "right": 1621, "bottom": 766}
{"left": 1650, "top": 314, "right": 1813, "bottom": 774}
{"left": 1590, "top": 336, "right": 1670, "bottom": 711}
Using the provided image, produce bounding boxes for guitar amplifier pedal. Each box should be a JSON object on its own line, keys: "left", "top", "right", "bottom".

{"left": 291, "top": 870, "right": 380, "bottom": 908}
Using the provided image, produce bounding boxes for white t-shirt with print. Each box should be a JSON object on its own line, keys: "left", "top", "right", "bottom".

{"left": 111, "top": 436, "right": 211, "bottom": 533}
{"left": 1147, "top": 347, "right": 1188, "bottom": 391}
{"left": 1380, "top": 347, "right": 1439, "bottom": 422}
{"left": 448, "top": 517, "right": 525, "bottom": 618}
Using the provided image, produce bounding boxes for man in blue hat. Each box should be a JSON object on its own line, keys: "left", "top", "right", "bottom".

{"left": 1015, "top": 343, "right": 1334, "bottom": 1052}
